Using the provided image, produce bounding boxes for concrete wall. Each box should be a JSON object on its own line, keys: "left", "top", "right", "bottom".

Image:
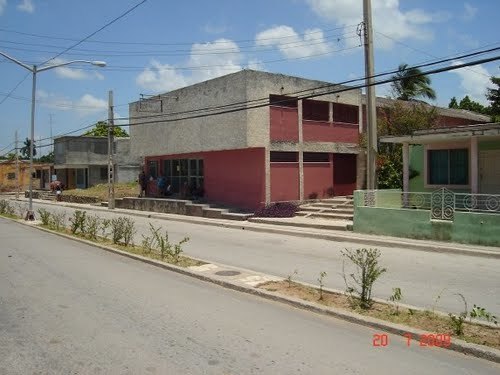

{"left": 130, "top": 71, "right": 250, "bottom": 158}
{"left": 353, "top": 190, "right": 500, "bottom": 246}
{"left": 270, "top": 163, "right": 300, "bottom": 202}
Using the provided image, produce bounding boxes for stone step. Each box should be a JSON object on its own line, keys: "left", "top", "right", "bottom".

{"left": 221, "top": 212, "right": 253, "bottom": 221}
{"left": 301, "top": 203, "right": 353, "bottom": 210}
{"left": 202, "top": 207, "right": 230, "bottom": 219}
{"left": 299, "top": 207, "right": 354, "bottom": 215}
{"left": 296, "top": 211, "right": 353, "bottom": 220}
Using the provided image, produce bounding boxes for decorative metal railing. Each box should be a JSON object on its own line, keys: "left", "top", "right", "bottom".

{"left": 359, "top": 188, "right": 500, "bottom": 221}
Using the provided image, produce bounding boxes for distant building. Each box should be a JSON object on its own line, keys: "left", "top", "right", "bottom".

{"left": 53, "top": 136, "right": 140, "bottom": 189}
{"left": 0, "top": 160, "right": 53, "bottom": 192}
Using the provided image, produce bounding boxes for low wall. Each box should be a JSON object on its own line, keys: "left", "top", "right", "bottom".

{"left": 353, "top": 192, "right": 500, "bottom": 246}
{"left": 115, "top": 197, "right": 195, "bottom": 216}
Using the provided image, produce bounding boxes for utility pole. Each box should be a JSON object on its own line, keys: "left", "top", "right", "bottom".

{"left": 363, "top": 0, "right": 378, "bottom": 190}
{"left": 108, "top": 90, "right": 115, "bottom": 209}
{"left": 15, "top": 131, "right": 20, "bottom": 200}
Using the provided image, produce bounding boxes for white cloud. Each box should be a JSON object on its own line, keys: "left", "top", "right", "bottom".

{"left": 202, "top": 23, "right": 228, "bottom": 35}
{"left": 0, "top": 0, "right": 6, "bottom": 15}
{"left": 37, "top": 90, "right": 107, "bottom": 115}
{"left": 48, "top": 58, "right": 105, "bottom": 81}
{"left": 17, "top": 0, "right": 34, "bottom": 13}
{"left": 255, "top": 25, "right": 331, "bottom": 58}
{"left": 247, "top": 58, "right": 266, "bottom": 71}
{"left": 463, "top": 3, "right": 477, "bottom": 20}
{"left": 306, "top": 0, "right": 448, "bottom": 49}
{"left": 450, "top": 61, "right": 493, "bottom": 105}
{"left": 136, "top": 38, "right": 243, "bottom": 93}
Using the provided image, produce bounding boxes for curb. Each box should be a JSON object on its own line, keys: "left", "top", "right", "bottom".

{"left": 11, "top": 197, "right": 500, "bottom": 259}
{"left": 15, "top": 218, "right": 500, "bottom": 364}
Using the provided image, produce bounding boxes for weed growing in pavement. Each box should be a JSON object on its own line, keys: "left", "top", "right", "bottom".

{"left": 470, "top": 304, "right": 498, "bottom": 325}
{"left": 341, "top": 248, "right": 386, "bottom": 310}
{"left": 172, "top": 237, "right": 189, "bottom": 263}
{"left": 449, "top": 293, "right": 468, "bottom": 336}
{"left": 85, "top": 215, "right": 101, "bottom": 240}
{"left": 388, "top": 287, "right": 403, "bottom": 315}
{"left": 70, "top": 210, "right": 86, "bottom": 235}
{"left": 317, "top": 271, "right": 327, "bottom": 301}
{"left": 141, "top": 233, "right": 154, "bottom": 254}
{"left": 146, "top": 223, "right": 189, "bottom": 262}
{"left": 286, "top": 269, "right": 299, "bottom": 287}
{"left": 37, "top": 208, "right": 52, "bottom": 226}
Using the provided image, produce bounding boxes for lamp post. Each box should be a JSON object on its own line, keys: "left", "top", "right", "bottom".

{"left": 0, "top": 51, "right": 106, "bottom": 220}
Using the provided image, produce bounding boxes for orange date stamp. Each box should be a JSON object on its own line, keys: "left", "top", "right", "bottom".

{"left": 372, "top": 333, "right": 451, "bottom": 348}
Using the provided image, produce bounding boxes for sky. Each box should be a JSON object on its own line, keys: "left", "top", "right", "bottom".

{"left": 0, "top": 0, "right": 499, "bottom": 156}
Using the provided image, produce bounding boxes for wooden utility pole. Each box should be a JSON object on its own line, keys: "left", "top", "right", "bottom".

{"left": 108, "top": 90, "right": 115, "bottom": 209}
{"left": 363, "top": 0, "right": 378, "bottom": 189}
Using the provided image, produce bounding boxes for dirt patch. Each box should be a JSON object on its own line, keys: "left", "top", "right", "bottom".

{"left": 259, "top": 281, "right": 500, "bottom": 349}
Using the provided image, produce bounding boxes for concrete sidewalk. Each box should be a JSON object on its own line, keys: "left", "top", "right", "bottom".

{"left": 8, "top": 196, "right": 500, "bottom": 258}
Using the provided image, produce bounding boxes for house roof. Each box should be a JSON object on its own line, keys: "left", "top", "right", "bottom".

{"left": 361, "top": 95, "right": 491, "bottom": 122}
{"left": 380, "top": 122, "right": 500, "bottom": 144}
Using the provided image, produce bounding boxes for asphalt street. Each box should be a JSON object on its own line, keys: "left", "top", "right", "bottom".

{"left": 1, "top": 218, "right": 499, "bottom": 374}
{"left": 12, "top": 199, "right": 500, "bottom": 316}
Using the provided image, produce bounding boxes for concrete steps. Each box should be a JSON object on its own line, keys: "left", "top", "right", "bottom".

{"left": 297, "top": 196, "right": 354, "bottom": 221}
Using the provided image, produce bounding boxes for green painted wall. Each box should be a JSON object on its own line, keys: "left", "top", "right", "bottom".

{"left": 409, "top": 145, "right": 425, "bottom": 191}
{"left": 354, "top": 204, "right": 500, "bottom": 246}
{"left": 479, "top": 140, "right": 500, "bottom": 151}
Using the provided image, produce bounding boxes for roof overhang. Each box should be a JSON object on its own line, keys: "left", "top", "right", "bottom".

{"left": 380, "top": 122, "right": 500, "bottom": 144}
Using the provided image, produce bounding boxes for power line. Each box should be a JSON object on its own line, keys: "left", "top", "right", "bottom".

{"left": 0, "top": 24, "right": 357, "bottom": 47}
{"left": 42, "top": 0, "right": 148, "bottom": 65}
{"left": 118, "top": 46, "right": 500, "bottom": 122}
{"left": 0, "top": 72, "right": 30, "bottom": 106}
{"left": 113, "top": 54, "right": 500, "bottom": 129}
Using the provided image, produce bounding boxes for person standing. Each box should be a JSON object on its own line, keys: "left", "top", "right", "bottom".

{"left": 138, "top": 171, "right": 148, "bottom": 198}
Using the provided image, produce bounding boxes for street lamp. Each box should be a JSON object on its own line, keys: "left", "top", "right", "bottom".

{"left": 0, "top": 51, "right": 106, "bottom": 220}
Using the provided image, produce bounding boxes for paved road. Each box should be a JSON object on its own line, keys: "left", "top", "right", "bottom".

{"left": 1, "top": 218, "right": 499, "bottom": 374}
{"left": 13, "top": 199, "right": 500, "bottom": 315}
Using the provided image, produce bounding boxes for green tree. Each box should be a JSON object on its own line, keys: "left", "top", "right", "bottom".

{"left": 377, "top": 102, "right": 438, "bottom": 189}
{"left": 20, "top": 138, "right": 36, "bottom": 159}
{"left": 486, "top": 76, "right": 500, "bottom": 121}
{"left": 448, "top": 97, "right": 459, "bottom": 109}
{"left": 391, "top": 63, "right": 436, "bottom": 102}
{"left": 458, "top": 95, "right": 487, "bottom": 114}
{"left": 83, "top": 121, "right": 128, "bottom": 137}
{"left": 36, "top": 151, "right": 54, "bottom": 163}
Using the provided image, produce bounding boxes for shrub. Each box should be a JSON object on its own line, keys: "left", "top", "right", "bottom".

{"left": 38, "top": 208, "right": 52, "bottom": 226}
{"left": 100, "top": 219, "right": 111, "bottom": 240}
{"left": 0, "top": 200, "right": 15, "bottom": 217}
{"left": 342, "top": 248, "right": 386, "bottom": 309}
{"left": 50, "top": 212, "right": 66, "bottom": 231}
{"left": 70, "top": 210, "right": 86, "bottom": 235}
{"left": 388, "top": 287, "right": 403, "bottom": 315}
{"left": 110, "top": 217, "right": 125, "bottom": 244}
{"left": 122, "top": 217, "right": 136, "bottom": 246}
{"left": 253, "top": 202, "right": 298, "bottom": 218}
{"left": 85, "top": 215, "right": 101, "bottom": 240}
{"left": 317, "top": 271, "right": 327, "bottom": 301}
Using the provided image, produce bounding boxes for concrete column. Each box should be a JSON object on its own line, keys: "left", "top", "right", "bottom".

{"left": 265, "top": 147, "right": 271, "bottom": 204}
{"left": 328, "top": 102, "right": 333, "bottom": 124}
{"left": 402, "top": 142, "right": 409, "bottom": 193}
{"left": 470, "top": 136, "right": 478, "bottom": 194}
{"left": 298, "top": 99, "right": 304, "bottom": 200}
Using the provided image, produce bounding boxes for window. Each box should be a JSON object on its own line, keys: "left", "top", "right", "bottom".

{"left": 304, "top": 152, "right": 330, "bottom": 162}
{"left": 93, "top": 142, "right": 107, "bottom": 155}
{"left": 270, "top": 152, "right": 298, "bottom": 162}
{"left": 100, "top": 167, "right": 108, "bottom": 180}
{"left": 269, "top": 95, "right": 298, "bottom": 108}
{"left": 302, "top": 99, "right": 329, "bottom": 121}
{"left": 162, "top": 158, "right": 204, "bottom": 193}
{"left": 7, "top": 172, "right": 15, "bottom": 180}
{"left": 428, "top": 149, "right": 468, "bottom": 185}
{"left": 148, "top": 160, "right": 158, "bottom": 179}
{"left": 332, "top": 103, "right": 359, "bottom": 124}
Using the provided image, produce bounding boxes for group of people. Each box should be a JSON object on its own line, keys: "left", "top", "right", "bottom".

{"left": 138, "top": 171, "right": 203, "bottom": 200}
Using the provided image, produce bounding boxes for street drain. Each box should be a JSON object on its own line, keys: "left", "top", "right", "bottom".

{"left": 215, "top": 270, "right": 241, "bottom": 276}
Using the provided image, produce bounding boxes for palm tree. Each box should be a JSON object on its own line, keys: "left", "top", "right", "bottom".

{"left": 391, "top": 63, "right": 436, "bottom": 101}
{"left": 20, "top": 137, "right": 36, "bottom": 159}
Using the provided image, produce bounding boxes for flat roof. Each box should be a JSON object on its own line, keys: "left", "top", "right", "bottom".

{"left": 380, "top": 122, "right": 500, "bottom": 144}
